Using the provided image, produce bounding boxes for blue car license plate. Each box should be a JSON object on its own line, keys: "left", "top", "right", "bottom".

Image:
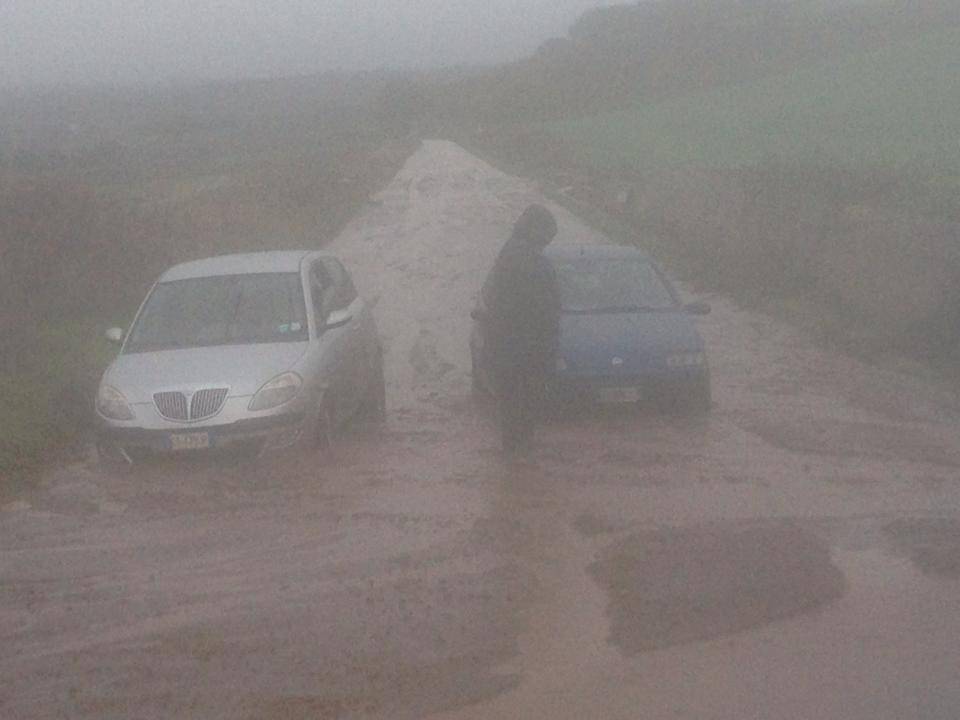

{"left": 170, "top": 432, "right": 211, "bottom": 451}
{"left": 598, "top": 387, "right": 642, "bottom": 404}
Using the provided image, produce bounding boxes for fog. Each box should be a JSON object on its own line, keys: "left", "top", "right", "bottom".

{"left": 5, "top": 1, "right": 960, "bottom": 718}
{"left": 1, "top": 0, "right": 619, "bottom": 87}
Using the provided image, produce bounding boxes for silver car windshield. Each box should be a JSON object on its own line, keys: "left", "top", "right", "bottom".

{"left": 124, "top": 272, "right": 308, "bottom": 353}
{"left": 554, "top": 258, "right": 677, "bottom": 313}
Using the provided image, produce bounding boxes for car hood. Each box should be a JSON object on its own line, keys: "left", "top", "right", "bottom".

{"left": 103, "top": 342, "right": 309, "bottom": 403}
{"left": 559, "top": 310, "right": 704, "bottom": 374}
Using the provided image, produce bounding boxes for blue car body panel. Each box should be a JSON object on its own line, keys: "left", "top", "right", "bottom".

{"left": 471, "top": 243, "right": 710, "bottom": 404}
{"left": 558, "top": 310, "right": 704, "bottom": 378}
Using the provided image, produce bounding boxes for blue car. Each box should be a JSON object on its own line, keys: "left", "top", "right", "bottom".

{"left": 471, "top": 243, "right": 711, "bottom": 411}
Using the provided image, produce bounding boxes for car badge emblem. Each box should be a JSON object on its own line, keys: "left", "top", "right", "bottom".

{"left": 612, "top": 357, "right": 624, "bottom": 366}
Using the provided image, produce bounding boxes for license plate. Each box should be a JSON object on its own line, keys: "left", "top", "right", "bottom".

{"left": 170, "top": 432, "right": 210, "bottom": 451}
{"left": 598, "top": 387, "right": 642, "bottom": 404}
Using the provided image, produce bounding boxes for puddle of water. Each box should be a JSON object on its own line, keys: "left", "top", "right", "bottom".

{"left": 591, "top": 521, "right": 847, "bottom": 655}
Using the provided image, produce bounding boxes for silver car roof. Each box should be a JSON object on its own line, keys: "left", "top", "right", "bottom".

{"left": 159, "top": 251, "right": 321, "bottom": 281}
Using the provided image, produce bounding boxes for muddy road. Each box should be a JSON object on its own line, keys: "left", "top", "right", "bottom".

{"left": 4, "top": 141, "right": 960, "bottom": 719}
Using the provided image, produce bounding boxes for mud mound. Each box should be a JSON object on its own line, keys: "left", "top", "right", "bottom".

{"left": 591, "top": 521, "right": 846, "bottom": 655}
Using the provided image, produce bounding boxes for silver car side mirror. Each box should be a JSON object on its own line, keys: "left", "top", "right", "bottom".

{"left": 105, "top": 327, "right": 125, "bottom": 344}
{"left": 323, "top": 309, "right": 353, "bottom": 331}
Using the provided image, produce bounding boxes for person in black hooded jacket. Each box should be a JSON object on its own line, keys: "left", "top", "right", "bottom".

{"left": 484, "top": 204, "right": 560, "bottom": 454}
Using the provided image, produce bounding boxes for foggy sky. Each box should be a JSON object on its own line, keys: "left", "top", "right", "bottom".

{"left": 1, "top": 0, "right": 619, "bottom": 87}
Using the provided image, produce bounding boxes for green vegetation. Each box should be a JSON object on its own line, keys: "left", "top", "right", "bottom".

{"left": 0, "top": 322, "right": 117, "bottom": 480}
{"left": 465, "top": 23, "right": 960, "bottom": 362}
{"left": 548, "top": 27, "right": 960, "bottom": 178}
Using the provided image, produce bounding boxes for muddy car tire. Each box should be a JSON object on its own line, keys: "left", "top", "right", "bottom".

{"left": 317, "top": 399, "right": 335, "bottom": 451}
{"left": 303, "top": 395, "right": 336, "bottom": 453}
{"left": 360, "top": 350, "right": 386, "bottom": 422}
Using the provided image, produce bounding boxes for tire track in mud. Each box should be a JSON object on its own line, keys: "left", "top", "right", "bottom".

{"left": 331, "top": 141, "right": 640, "bottom": 718}
{"left": 430, "top": 470, "right": 625, "bottom": 720}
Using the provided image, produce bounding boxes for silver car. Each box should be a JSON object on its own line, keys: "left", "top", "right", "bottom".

{"left": 95, "top": 251, "right": 384, "bottom": 463}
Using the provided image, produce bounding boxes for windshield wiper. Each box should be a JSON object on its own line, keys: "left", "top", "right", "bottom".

{"left": 564, "top": 305, "right": 669, "bottom": 315}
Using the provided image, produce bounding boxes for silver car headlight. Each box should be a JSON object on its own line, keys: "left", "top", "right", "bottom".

{"left": 666, "top": 352, "right": 706, "bottom": 368}
{"left": 97, "top": 385, "right": 135, "bottom": 421}
{"left": 248, "top": 372, "right": 302, "bottom": 411}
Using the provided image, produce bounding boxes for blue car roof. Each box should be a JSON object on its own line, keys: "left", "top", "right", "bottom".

{"left": 544, "top": 243, "right": 651, "bottom": 262}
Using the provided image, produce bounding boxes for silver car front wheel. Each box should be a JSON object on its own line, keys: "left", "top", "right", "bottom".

{"left": 314, "top": 395, "right": 335, "bottom": 452}
{"left": 359, "top": 348, "right": 386, "bottom": 422}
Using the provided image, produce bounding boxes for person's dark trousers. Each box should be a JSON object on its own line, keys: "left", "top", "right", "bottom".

{"left": 497, "top": 365, "right": 544, "bottom": 454}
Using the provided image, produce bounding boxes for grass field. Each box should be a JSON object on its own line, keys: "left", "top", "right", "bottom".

{"left": 518, "top": 26, "right": 960, "bottom": 362}
{"left": 547, "top": 27, "right": 960, "bottom": 177}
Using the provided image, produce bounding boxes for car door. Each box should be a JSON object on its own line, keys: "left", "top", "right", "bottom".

{"left": 317, "top": 257, "right": 368, "bottom": 421}
{"left": 306, "top": 259, "right": 349, "bottom": 425}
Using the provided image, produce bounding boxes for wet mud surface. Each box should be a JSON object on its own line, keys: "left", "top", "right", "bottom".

{"left": 4, "top": 141, "right": 960, "bottom": 719}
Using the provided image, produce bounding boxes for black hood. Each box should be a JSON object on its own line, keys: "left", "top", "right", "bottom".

{"left": 512, "top": 204, "right": 557, "bottom": 249}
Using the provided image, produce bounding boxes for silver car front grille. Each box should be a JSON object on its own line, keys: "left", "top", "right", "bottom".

{"left": 154, "top": 388, "right": 228, "bottom": 422}
{"left": 154, "top": 391, "right": 189, "bottom": 421}
{"left": 190, "top": 388, "right": 229, "bottom": 421}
